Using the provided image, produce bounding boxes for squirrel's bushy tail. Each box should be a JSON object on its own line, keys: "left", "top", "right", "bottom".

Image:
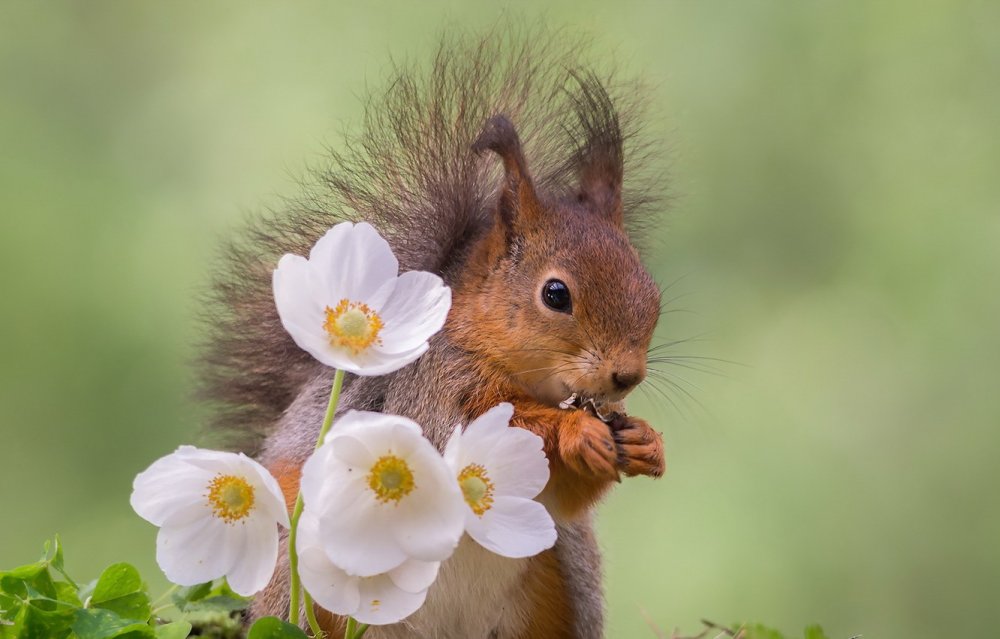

{"left": 199, "top": 25, "right": 662, "bottom": 453}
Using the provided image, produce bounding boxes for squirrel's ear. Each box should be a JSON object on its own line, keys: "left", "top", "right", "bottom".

{"left": 577, "top": 152, "right": 624, "bottom": 228}
{"left": 473, "top": 115, "right": 543, "bottom": 232}
{"left": 579, "top": 157, "right": 625, "bottom": 226}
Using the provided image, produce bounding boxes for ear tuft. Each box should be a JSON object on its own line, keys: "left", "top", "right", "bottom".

{"left": 473, "top": 115, "right": 542, "bottom": 232}
{"left": 568, "top": 70, "right": 625, "bottom": 227}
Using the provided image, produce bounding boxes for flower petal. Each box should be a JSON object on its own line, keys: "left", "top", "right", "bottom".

{"left": 156, "top": 516, "right": 238, "bottom": 586}
{"left": 224, "top": 519, "right": 280, "bottom": 596}
{"left": 387, "top": 559, "right": 440, "bottom": 594}
{"left": 310, "top": 222, "right": 399, "bottom": 305}
{"left": 299, "top": 443, "right": 335, "bottom": 507}
{"left": 442, "top": 423, "right": 463, "bottom": 470}
{"left": 345, "top": 342, "right": 430, "bottom": 377}
{"left": 330, "top": 433, "right": 376, "bottom": 468}
{"left": 318, "top": 489, "right": 410, "bottom": 576}
{"left": 465, "top": 495, "right": 556, "bottom": 559}
{"left": 480, "top": 427, "right": 549, "bottom": 499}
{"left": 131, "top": 452, "right": 214, "bottom": 527}
{"left": 354, "top": 574, "right": 429, "bottom": 626}
{"left": 273, "top": 254, "right": 336, "bottom": 365}
{"left": 300, "top": 443, "right": 368, "bottom": 516}
{"left": 392, "top": 447, "right": 466, "bottom": 562}
{"left": 374, "top": 271, "right": 451, "bottom": 355}
{"left": 461, "top": 405, "right": 549, "bottom": 499}
{"left": 330, "top": 410, "right": 424, "bottom": 442}
{"left": 242, "top": 454, "right": 292, "bottom": 528}
{"left": 296, "top": 510, "right": 362, "bottom": 615}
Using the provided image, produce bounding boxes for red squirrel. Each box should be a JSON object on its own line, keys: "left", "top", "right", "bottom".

{"left": 201, "top": 28, "right": 666, "bottom": 639}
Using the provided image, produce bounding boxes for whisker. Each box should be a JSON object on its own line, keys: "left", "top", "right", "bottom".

{"left": 533, "top": 364, "right": 592, "bottom": 389}
{"left": 647, "top": 368, "right": 704, "bottom": 393}
{"left": 570, "top": 316, "right": 604, "bottom": 360}
{"left": 649, "top": 354, "right": 744, "bottom": 367}
{"left": 647, "top": 334, "right": 712, "bottom": 353}
{"left": 568, "top": 368, "right": 592, "bottom": 390}
{"left": 643, "top": 374, "right": 706, "bottom": 413}
{"left": 511, "top": 359, "right": 581, "bottom": 378}
{"left": 658, "top": 308, "right": 699, "bottom": 318}
{"left": 659, "top": 291, "right": 696, "bottom": 309}
{"left": 499, "top": 346, "right": 581, "bottom": 358}
{"left": 647, "top": 358, "right": 725, "bottom": 376}
{"left": 639, "top": 375, "right": 684, "bottom": 415}
{"left": 657, "top": 272, "right": 694, "bottom": 298}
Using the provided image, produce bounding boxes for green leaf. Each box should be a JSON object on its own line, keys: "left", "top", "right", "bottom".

{"left": 0, "top": 537, "right": 85, "bottom": 638}
{"left": 171, "top": 582, "right": 212, "bottom": 607}
{"left": 803, "top": 625, "right": 829, "bottom": 639}
{"left": 172, "top": 579, "right": 248, "bottom": 614}
{"left": 93, "top": 592, "right": 152, "bottom": 624}
{"left": 73, "top": 608, "right": 154, "bottom": 639}
{"left": 0, "top": 621, "right": 21, "bottom": 639}
{"left": 90, "top": 564, "right": 150, "bottom": 622}
{"left": 91, "top": 564, "right": 142, "bottom": 605}
{"left": 54, "top": 581, "right": 83, "bottom": 608}
{"left": 740, "top": 623, "right": 787, "bottom": 639}
{"left": 50, "top": 536, "right": 79, "bottom": 591}
{"left": 18, "top": 600, "right": 76, "bottom": 639}
{"left": 3, "top": 560, "right": 49, "bottom": 583}
{"left": 0, "top": 592, "right": 22, "bottom": 625}
{"left": 153, "top": 621, "right": 192, "bottom": 639}
{"left": 50, "top": 538, "right": 64, "bottom": 573}
{"left": 3, "top": 564, "right": 59, "bottom": 612}
{"left": 184, "top": 609, "right": 244, "bottom": 637}
{"left": 246, "top": 616, "right": 309, "bottom": 639}
{"left": 737, "top": 623, "right": 830, "bottom": 639}
{"left": 0, "top": 576, "right": 27, "bottom": 604}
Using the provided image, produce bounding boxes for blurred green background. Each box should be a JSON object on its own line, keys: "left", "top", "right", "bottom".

{"left": 2, "top": 2, "right": 998, "bottom": 637}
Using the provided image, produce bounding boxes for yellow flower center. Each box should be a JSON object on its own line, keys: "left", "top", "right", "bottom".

{"left": 206, "top": 474, "right": 255, "bottom": 523}
{"left": 458, "top": 463, "right": 495, "bottom": 517}
{"left": 323, "top": 299, "right": 383, "bottom": 354}
{"left": 367, "top": 454, "right": 415, "bottom": 504}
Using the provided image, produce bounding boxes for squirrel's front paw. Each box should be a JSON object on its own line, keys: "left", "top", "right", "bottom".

{"left": 609, "top": 414, "right": 665, "bottom": 478}
{"left": 559, "top": 412, "right": 619, "bottom": 481}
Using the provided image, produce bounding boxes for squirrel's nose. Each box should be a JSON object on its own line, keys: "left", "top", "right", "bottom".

{"left": 612, "top": 370, "right": 644, "bottom": 391}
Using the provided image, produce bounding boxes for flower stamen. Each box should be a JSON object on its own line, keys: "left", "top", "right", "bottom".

{"left": 458, "top": 463, "right": 495, "bottom": 517}
{"left": 368, "top": 455, "right": 416, "bottom": 504}
{"left": 323, "top": 299, "right": 383, "bottom": 354}
{"left": 207, "top": 474, "right": 256, "bottom": 523}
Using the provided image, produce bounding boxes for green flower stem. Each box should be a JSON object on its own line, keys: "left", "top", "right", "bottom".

{"left": 304, "top": 590, "right": 324, "bottom": 638}
{"left": 288, "top": 368, "right": 346, "bottom": 629}
{"left": 150, "top": 583, "right": 179, "bottom": 608}
{"left": 343, "top": 618, "right": 369, "bottom": 639}
{"left": 316, "top": 368, "right": 346, "bottom": 451}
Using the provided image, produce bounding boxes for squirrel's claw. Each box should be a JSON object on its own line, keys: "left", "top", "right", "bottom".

{"left": 610, "top": 414, "right": 665, "bottom": 479}
{"left": 559, "top": 412, "right": 621, "bottom": 483}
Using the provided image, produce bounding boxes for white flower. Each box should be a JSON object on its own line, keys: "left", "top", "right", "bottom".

{"left": 129, "top": 446, "right": 289, "bottom": 596}
{"left": 272, "top": 221, "right": 451, "bottom": 375}
{"left": 296, "top": 509, "right": 439, "bottom": 625}
{"left": 443, "top": 403, "right": 556, "bottom": 558}
{"left": 300, "top": 410, "right": 466, "bottom": 576}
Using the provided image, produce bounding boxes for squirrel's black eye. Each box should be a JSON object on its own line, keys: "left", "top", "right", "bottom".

{"left": 542, "top": 279, "right": 572, "bottom": 313}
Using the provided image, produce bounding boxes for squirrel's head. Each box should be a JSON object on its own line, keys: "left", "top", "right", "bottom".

{"left": 453, "top": 115, "right": 661, "bottom": 409}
